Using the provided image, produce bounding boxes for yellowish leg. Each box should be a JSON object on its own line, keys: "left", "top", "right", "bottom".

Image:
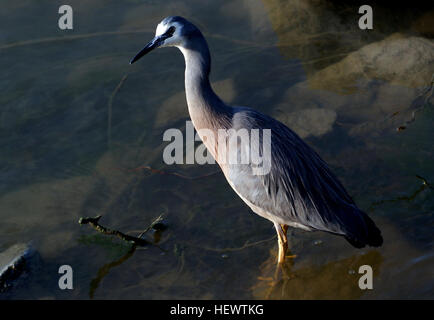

{"left": 254, "top": 224, "right": 295, "bottom": 299}
{"left": 277, "top": 224, "right": 288, "bottom": 264}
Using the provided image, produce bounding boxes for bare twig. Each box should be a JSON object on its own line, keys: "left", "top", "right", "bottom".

{"left": 369, "top": 174, "right": 433, "bottom": 210}
{"left": 0, "top": 30, "right": 152, "bottom": 50}
{"left": 186, "top": 235, "right": 277, "bottom": 253}
{"left": 117, "top": 165, "right": 221, "bottom": 180}
{"left": 107, "top": 74, "right": 129, "bottom": 149}
{"left": 79, "top": 215, "right": 157, "bottom": 247}
{"left": 397, "top": 73, "right": 434, "bottom": 131}
{"left": 137, "top": 214, "right": 164, "bottom": 239}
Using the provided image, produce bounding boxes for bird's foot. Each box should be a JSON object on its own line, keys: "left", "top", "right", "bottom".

{"left": 253, "top": 258, "right": 296, "bottom": 299}
{"left": 275, "top": 257, "right": 295, "bottom": 280}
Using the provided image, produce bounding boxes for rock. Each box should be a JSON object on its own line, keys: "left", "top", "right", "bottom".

{"left": 0, "top": 243, "right": 36, "bottom": 291}
{"left": 277, "top": 35, "right": 434, "bottom": 137}
{"left": 273, "top": 108, "right": 337, "bottom": 138}
{"left": 308, "top": 34, "right": 434, "bottom": 92}
{"left": 261, "top": 0, "right": 433, "bottom": 78}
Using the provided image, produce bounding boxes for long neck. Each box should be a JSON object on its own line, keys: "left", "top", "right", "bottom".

{"left": 179, "top": 36, "right": 231, "bottom": 131}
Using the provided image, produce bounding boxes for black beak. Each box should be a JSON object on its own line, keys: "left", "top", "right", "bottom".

{"left": 130, "top": 36, "right": 164, "bottom": 64}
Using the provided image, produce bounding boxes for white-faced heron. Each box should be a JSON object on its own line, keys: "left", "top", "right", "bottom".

{"left": 130, "top": 16, "right": 383, "bottom": 264}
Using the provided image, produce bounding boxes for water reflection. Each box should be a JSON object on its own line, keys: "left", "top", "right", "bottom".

{"left": 88, "top": 242, "right": 137, "bottom": 299}
{"left": 252, "top": 251, "right": 383, "bottom": 300}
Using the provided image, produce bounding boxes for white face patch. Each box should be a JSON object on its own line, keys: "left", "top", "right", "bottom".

{"left": 156, "top": 21, "right": 182, "bottom": 36}
{"left": 155, "top": 21, "right": 167, "bottom": 37}
{"left": 155, "top": 21, "right": 183, "bottom": 47}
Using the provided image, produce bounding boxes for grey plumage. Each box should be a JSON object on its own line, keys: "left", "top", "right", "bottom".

{"left": 228, "top": 107, "right": 382, "bottom": 248}
{"left": 131, "top": 16, "right": 383, "bottom": 253}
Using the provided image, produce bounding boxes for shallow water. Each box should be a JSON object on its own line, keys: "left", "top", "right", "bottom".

{"left": 0, "top": 0, "right": 433, "bottom": 299}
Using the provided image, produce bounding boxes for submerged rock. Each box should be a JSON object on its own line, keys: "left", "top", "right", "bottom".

{"left": 277, "top": 34, "right": 434, "bottom": 138}
{"left": 308, "top": 34, "right": 434, "bottom": 92}
{"left": 261, "top": 0, "right": 433, "bottom": 78}
{"left": 273, "top": 108, "right": 337, "bottom": 138}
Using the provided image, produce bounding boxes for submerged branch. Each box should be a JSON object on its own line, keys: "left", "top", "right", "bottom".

{"left": 89, "top": 245, "right": 136, "bottom": 299}
{"left": 107, "top": 74, "right": 129, "bottom": 149}
{"left": 186, "top": 235, "right": 277, "bottom": 253}
{"left": 0, "top": 30, "right": 264, "bottom": 52}
{"left": 396, "top": 73, "right": 434, "bottom": 131}
{"left": 137, "top": 214, "right": 165, "bottom": 239}
{"left": 78, "top": 215, "right": 165, "bottom": 247}
{"left": 0, "top": 30, "right": 152, "bottom": 50}
{"left": 117, "top": 165, "right": 221, "bottom": 180}
{"left": 369, "top": 174, "right": 433, "bottom": 210}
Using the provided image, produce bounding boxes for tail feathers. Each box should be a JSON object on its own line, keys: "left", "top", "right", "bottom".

{"left": 364, "top": 214, "right": 383, "bottom": 247}
{"left": 345, "top": 212, "right": 383, "bottom": 248}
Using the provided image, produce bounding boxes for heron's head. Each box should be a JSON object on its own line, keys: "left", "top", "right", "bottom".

{"left": 130, "top": 16, "right": 200, "bottom": 64}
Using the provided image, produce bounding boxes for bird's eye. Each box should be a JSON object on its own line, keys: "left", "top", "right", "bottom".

{"left": 166, "top": 26, "right": 176, "bottom": 37}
